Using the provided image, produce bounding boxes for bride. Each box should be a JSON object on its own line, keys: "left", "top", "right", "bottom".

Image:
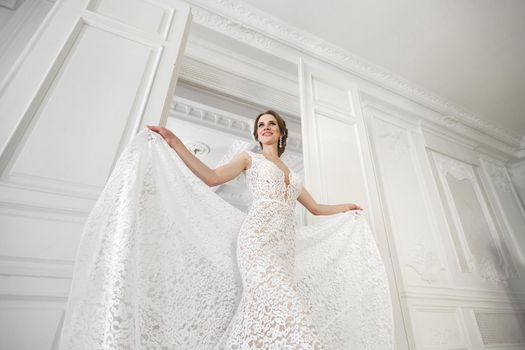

{"left": 59, "top": 110, "right": 394, "bottom": 349}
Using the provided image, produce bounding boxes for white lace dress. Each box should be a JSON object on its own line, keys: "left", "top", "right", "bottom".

{"left": 58, "top": 129, "right": 394, "bottom": 350}
{"left": 218, "top": 151, "right": 322, "bottom": 349}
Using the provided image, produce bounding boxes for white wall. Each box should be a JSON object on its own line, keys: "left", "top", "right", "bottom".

{"left": 362, "top": 94, "right": 525, "bottom": 349}
{"left": 296, "top": 54, "right": 525, "bottom": 348}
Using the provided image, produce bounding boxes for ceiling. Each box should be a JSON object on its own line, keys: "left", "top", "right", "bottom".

{"left": 241, "top": 0, "right": 525, "bottom": 140}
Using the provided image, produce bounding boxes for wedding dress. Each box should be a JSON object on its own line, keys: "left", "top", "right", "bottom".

{"left": 59, "top": 129, "right": 394, "bottom": 350}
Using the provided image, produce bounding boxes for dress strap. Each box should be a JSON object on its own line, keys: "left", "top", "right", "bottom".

{"left": 245, "top": 151, "right": 262, "bottom": 161}
{"left": 245, "top": 151, "right": 260, "bottom": 171}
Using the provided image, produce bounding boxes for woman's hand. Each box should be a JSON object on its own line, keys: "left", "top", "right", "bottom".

{"left": 298, "top": 187, "right": 364, "bottom": 215}
{"left": 146, "top": 125, "right": 179, "bottom": 148}
{"left": 345, "top": 203, "right": 363, "bottom": 211}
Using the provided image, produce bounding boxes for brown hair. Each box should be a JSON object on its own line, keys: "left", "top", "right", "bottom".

{"left": 253, "top": 110, "right": 288, "bottom": 157}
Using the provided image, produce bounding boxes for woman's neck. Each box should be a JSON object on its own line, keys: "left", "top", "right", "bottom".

{"left": 261, "top": 144, "right": 279, "bottom": 158}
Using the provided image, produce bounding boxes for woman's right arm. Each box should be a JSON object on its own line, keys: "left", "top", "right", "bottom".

{"left": 147, "top": 125, "right": 249, "bottom": 187}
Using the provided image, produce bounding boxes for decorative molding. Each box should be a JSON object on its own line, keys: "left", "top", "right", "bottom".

{"left": 0, "top": 264, "right": 71, "bottom": 299}
{"left": 484, "top": 161, "right": 512, "bottom": 194}
{"left": 434, "top": 154, "right": 474, "bottom": 183}
{"left": 184, "top": 141, "right": 211, "bottom": 156}
{"left": 405, "top": 241, "right": 446, "bottom": 284}
{"left": 476, "top": 255, "right": 512, "bottom": 288}
{"left": 5, "top": 171, "right": 103, "bottom": 200}
{"left": 0, "top": 187, "right": 94, "bottom": 256}
{"left": 364, "top": 97, "right": 517, "bottom": 160}
{"left": 0, "top": 255, "right": 73, "bottom": 279}
{"left": 0, "top": 198, "right": 89, "bottom": 220}
{"left": 373, "top": 118, "right": 411, "bottom": 158}
{"left": 189, "top": 4, "right": 285, "bottom": 52}
{"left": 402, "top": 286, "right": 525, "bottom": 303}
{"left": 185, "top": 0, "right": 522, "bottom": 150}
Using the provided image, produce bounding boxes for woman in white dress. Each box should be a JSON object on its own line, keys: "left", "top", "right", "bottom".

{"left": 59, "top": 110, "right": 393, "bottom": 350}
{"left": 147, "top": 110, "right": 362, "bottom": 349}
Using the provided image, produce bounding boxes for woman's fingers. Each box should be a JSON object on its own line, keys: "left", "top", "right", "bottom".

{"left": 146, "top": 125, "right": 161, "bottom": 132}
{"left": 350, "top": 203, "right": 363, "bottom": 211}
{"left": 146, "top": 125, "right": 169, "bottom": 140}
{"left": 146, "top": 125, "right": 176, "bottom": 148}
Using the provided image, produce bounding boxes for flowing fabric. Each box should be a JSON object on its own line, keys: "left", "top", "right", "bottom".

{"left": 59, "top": 129, "right": 394, "bottom": 349}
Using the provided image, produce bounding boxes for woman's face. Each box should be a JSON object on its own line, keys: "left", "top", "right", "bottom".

{"left": 257, "top": 114, "right": 281, "bottom": 145}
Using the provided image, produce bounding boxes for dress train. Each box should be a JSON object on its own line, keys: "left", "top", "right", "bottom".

{"left": 58, "top": 129, "right": 394, "bottom": 349}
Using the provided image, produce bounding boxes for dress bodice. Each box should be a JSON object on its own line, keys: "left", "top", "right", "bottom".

{"left": 245, "top": 151, "right": 303, "bottom": 208}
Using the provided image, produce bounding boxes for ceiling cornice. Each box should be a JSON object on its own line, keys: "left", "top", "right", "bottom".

{"left": 185, "top": 0, "right": 522, "bottom": 152}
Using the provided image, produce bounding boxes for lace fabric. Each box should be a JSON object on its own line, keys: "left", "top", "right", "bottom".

{"left": 59, "top": 129, "right": 394, "bottom": 349}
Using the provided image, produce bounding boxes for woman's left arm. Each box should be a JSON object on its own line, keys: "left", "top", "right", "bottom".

{"left": 297, "top": 187, "right": 363, "bottom": 216}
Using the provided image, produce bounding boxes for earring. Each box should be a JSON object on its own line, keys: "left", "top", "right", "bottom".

{"left": 258, "top": 142, "right": 262, "bottom": 150}
{"left": 279, "top": 137, "right": 283, "bottom": 149}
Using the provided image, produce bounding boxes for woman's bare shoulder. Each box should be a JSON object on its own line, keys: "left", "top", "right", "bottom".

{"left": 237, "top": 151, "right": 253, "bottom": 170}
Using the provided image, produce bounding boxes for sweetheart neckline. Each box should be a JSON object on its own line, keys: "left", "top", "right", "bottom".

{"left": 246, "top": 152, "right": 297, "bottom": 201}
{"left": 248, "top": 152, "right": 294, "bottom": 186}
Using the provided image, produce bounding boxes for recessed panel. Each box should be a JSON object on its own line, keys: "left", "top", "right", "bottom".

{"left": 312, "top": 77, "right": 354, "bottom": 114}
{"left": 0, "top": 306, "right": 63, "bottom": 350}
{"left": 87, "top": 0, "right": 173, "bottom": 37}
{"left": 412, "top": 307, "right": 467, "bottom": 349}
{"left": 446, "top": 173, "right": 506, "bottom": 283}
{"left": 432, "top": 152, "right": 509, "bottom": 286}
{"left": 10, "top": 24, "right": 157, "bottom": 191}
{"left": 372, "top": 117, "right": 447, "bottom": 285}
{"left": 0, "top": 211, "right": 83, "bottom": 261}
{"left": 316, "top": 113, "right": 366, "bottom": 207}
{"left": 475, "top": 311, "right": 525, "bottom": 345}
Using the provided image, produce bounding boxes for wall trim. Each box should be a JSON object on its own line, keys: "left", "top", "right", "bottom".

{"left": 403, "top": 285, "right": 525, "bottom": 304}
